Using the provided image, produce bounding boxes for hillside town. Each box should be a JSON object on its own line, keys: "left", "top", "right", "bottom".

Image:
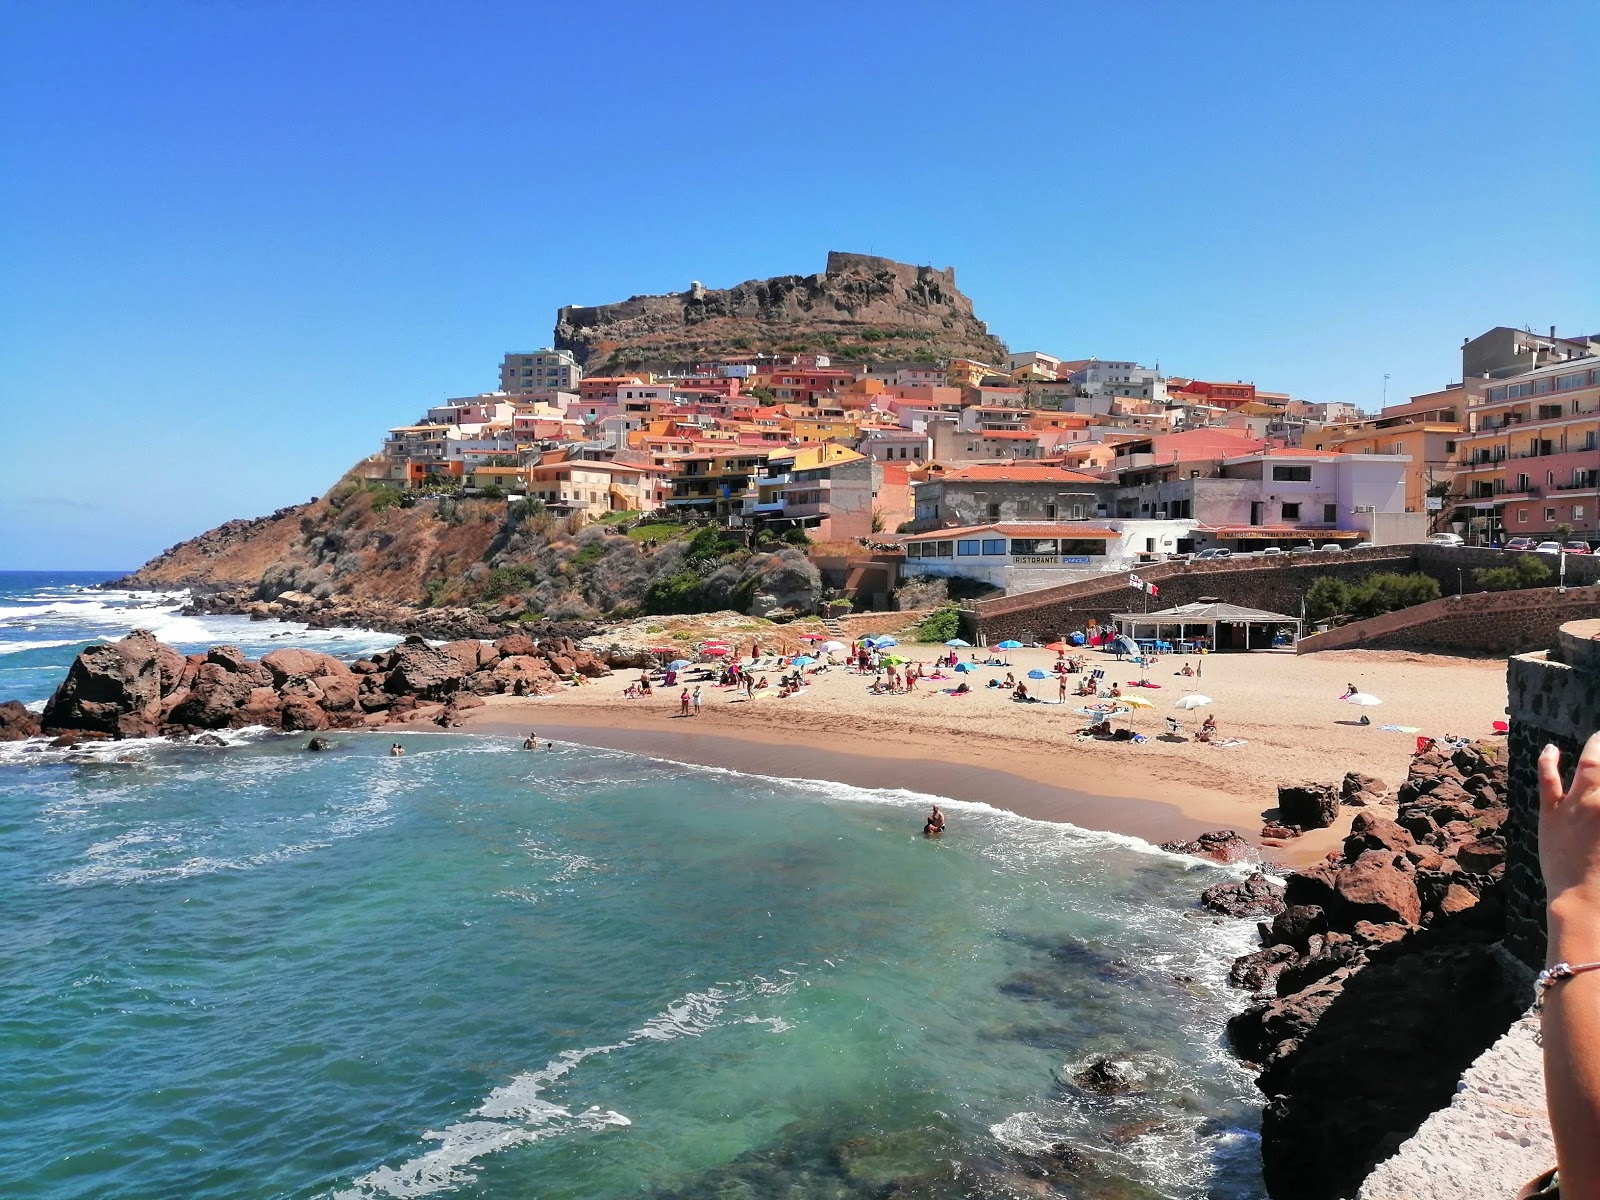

{"left": 365, "top": 321, "right": 1600, "bottom": 599}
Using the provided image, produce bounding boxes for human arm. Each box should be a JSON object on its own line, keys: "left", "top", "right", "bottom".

{"left": 1537, "top": 733, "right": 1600, "bottom": 1193}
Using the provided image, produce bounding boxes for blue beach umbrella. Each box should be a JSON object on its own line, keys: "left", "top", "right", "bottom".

{"left": 997, "top": 640, "right": 1023, "bottom": 650}
{"left": 873, "top": 636, "right": 897, "bottom": 648}
{"left": 668, "top": 659, "right": 692, "bottom": 670}
{"left": 944, "top": 638, "right": 971, "bottom": 647}
{"left": 954, "top": 662, "right": 976, "bottom": 673}
{"left": 1027, "top": 669, "right": 1050, "bottom": 679}
{"left": 790, "top": 655, "right": 816, "bottom": 667}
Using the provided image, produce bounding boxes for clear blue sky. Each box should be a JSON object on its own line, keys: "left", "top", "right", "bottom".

{"left": 2, "top": 1, "right": 1595, "bottom": 570}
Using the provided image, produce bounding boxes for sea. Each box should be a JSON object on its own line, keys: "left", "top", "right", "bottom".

{"left": 0, "top": 571, "right": 1265, "bottom": 1199}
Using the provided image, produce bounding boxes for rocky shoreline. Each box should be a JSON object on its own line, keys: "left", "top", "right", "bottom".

{"left": 0, "top": 628, "right": 613, "bottom": 744}
{"left": 1171, "top": 740, "right": 1530, "bottom": 1200}
{"left": 163, "top": 584, "right": 603, "bottom": 646}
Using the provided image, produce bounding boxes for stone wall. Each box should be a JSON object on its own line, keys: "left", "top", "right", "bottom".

{"left": 834, "top": 609, "right": 931, "bottom": 638}
{"left": 1504, "top": 620, "right": 1600, "bottom": 967}
{"left": 1297, "top": 587, "right": 1600, "bottom": 657}
{"left": 963, "top": 545, "right": 1600, "bottom": 644}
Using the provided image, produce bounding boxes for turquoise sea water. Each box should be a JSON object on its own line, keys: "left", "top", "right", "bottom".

{"left": 0, "top": 574, "right": 1265, "bottom": 1198}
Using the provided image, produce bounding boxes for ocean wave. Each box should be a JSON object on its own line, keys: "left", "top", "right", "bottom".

{"left": 332, "top": 973, "right": 804, "bottom": 1199}
{"left": 0, "top": 637, "right": 98, "bottom": 655}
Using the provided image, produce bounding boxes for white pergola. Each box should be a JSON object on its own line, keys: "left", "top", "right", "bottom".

{"left": 1111, "top": 601, "right": 1302, "bottom": 651}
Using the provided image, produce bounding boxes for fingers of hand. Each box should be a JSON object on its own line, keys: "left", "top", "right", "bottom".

{"left": 1539, "top": 743, "right": 1566, "bottom": 811}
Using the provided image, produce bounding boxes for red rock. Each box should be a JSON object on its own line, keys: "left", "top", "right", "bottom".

{"left": 1438, "top": 884, "right": 1480, "bottom": 915}
{"left": 1340, "top": 771, "right": 1390, "bottom": 807}
{"left": 0, "top": 699, "right": 42, "bottom": 742}
{"left": 1454, "top": 838, "right": 1504, "bottom": 873}
{"left": 1159, "top": 829, "right": 1253, "bottom": 863}
{"left": 260, "top": 648, "right": 352, "bottom": 685}
{"left": 315, "top": 675, "right": 360, "bottom": 713}
{"left": 1343, "top": 813, "right": 1414, "bottom": 858}
{"left": 494, "top": 634, "right": 538, "bottom": 658}
{"left": 279, "top": 696, "right": 329, "bottom": 731}
{"left": 42, "top": 630, "right": 168, "bottom": 738}
{"left": 1261, "top": 822, "right": 1303, "bottom": 840}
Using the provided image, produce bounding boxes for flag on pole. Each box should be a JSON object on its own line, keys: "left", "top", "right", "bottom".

{"left": 1128, "top": 573, "right": 1159, "bottom": 597}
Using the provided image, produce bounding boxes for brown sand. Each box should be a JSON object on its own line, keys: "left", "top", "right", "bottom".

{"left": 450, "top": 645, "right": 1509, "bottom": 868}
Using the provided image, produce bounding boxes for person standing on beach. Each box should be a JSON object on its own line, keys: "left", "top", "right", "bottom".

{"left": 679, "top": 688, "right": 691, "bottom": 717}
{"left": 691, "top": 686, "right": 702, "bottom": 717}
{"left": 1058, "top": 675, "right": 1068, "bottom": 703}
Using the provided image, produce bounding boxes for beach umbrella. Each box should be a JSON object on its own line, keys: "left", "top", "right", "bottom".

{"left": 1043, "top": 641, "right": 1067, "bottom": 652}
{"left": 1173, "top": 694, "right": 1213, "bottom": 710}
{"left": 700, "top": 640, "right": 730, "bottom": 649}
{"left": 1116, "top": 696, "right": 1156, "bottom": 709}
{"left": 789, "top": 655, "right": 816, "bottom": 667}
{"left": 703, "top": 646, "right": 729, "bottom": 656}
{"left": 883, "top": 654, "right": 909, "bottom": 665}
{"left": 1342, "top": 692, "right": 1383, "bottom": 707}
{"left": 648, "top": 646, "right": 677, "bottom": 655}
{"left": 1027, "top": 669, "right": 1051, "bottom": 679}
{"left": 798, "top": 634, "right": 826, "bottom": 642}
{"left": 667, "top": 659, "right": 692, "bottom": 670}
{"left": 874, "top": 636, "right": 898, "bottom": 648}
{"left": 820, "top": 640, "right": 846, "bottom": 654}
{"left": 955, "top": 662, "right": 976, "bottom": 673}
{"left": 1113, "top": 635, "right": 1142, "bottom": 659}
{"left": 997, "top": 640, "right": 1023, "bottom": 650}
{"left": 944, "top": 638, "right": 971, "bottom": 647}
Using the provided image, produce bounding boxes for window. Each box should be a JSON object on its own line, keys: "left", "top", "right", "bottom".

{"left": 1271, "top": 465, "right": 1312, "bottom": 482}
{"left": 1518, "top": 509, "right": 1529, "bottom": 524}
{"left": 981, "top": 538, "right": 1006, "bottom": 555}
{"left": 1009, "top": 538, "right": 1058, "bottom": 556}
{"left": 1324, "top": 503, "right": 1337, "bottom": 523}
{"left": 987, "top": 503, "right": 1001, "bottom": 520}
{"left": 935, "top": 541, "right": 954, "bottom": 558}
{"left": 906, "top": 542, "right": 923, "bottom": 559}
{"left": 1043, "top": 503, "right": 1057, "bottom": 519}
{"left": 1546, "top": 508, "right": 1557, "bottom": 521}
{"left": 1445, "top": 441, "right": 1457, "bottom": 454}
{"left": 957, "top": 540, "right": 981, "bottom": 556}
{"left": 1281, "top": 502, "right": 1301, "bottom": 520}
{"left": 1577, "top": 506, "right": 1587, "bottom": 521}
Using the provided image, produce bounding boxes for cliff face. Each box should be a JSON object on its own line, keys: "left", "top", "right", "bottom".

{"left": 555, "top": 251, "right": 1007, "bottom": 372}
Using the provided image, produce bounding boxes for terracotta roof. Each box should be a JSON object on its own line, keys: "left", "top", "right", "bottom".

{"left": 1202, "top": 526, "right": 1364, "bottom": 538}
{"left": 904, "top": 523, "right": 1119, "bottom": 541}
{"left": 977, "top": 430, "right": 1042, "bottom": 439}
{"left": 936, "top": 464, "right": 1105, "bottom": 484}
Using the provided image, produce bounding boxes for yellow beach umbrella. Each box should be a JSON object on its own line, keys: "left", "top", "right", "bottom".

{"left": 1116, "top": 696, "right": 1156, "bottom": 709}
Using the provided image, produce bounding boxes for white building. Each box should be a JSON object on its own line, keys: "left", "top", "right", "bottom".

{"left": 500, "top": 349, "right": 581, "bottom": 395}
{"left": 900, "top": 519, "right": 1196, "bottom": 593}
{"left": 1071, "top": 359, "right": 1162, "bottom": 398}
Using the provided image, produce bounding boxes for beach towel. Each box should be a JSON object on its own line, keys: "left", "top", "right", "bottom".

{"left": 1379, "top": 724, "right": 1422, "bottom": 734}
{"left": 1212, "top": 738, "right": 1247, "bottom": 748}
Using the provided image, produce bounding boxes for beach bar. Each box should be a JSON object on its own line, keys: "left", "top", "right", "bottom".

{"left": 1111, "top": 601, "right": 1302, "bottom": 652}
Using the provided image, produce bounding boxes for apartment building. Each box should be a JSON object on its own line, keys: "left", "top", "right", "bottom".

{"left": 912, "top": 463, "right": 1113, "bottom": 530}
{"left": 500, "top": 349, "right": 581, "bottom": 395}
{"left": 1453, "top": 357, "right": 1600, "bottom": 542}
{"left": 1315, "top": 387, "right": 1464, "bottom": 520}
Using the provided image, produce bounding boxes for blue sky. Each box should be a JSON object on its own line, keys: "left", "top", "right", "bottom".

{"left": 2, "top": 1, "right": 1595, "bottom": 569}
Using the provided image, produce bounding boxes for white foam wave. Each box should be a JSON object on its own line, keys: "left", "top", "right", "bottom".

{"left": 332, "top": 978, "right": 783, "bottom": 1199}
{"left": 0, "top": 637, "right": 96, "bottom": 655}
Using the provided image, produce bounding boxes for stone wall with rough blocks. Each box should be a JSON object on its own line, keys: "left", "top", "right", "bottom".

{"left": 833, "top": 609, "right": 931, "bottom": 639}
{"left": 963, "top": 544, "right": 1600, "bottom": 644}
{"left": 1297, "top": 586, "right": 1600, "bottom": 656}
{"left": 1505, "top": 620, "right": 1600, "bottom": 967}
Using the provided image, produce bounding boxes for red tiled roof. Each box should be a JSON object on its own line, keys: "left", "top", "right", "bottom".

{"left": 937, "top": 464, "right": 1105, "bottom": 484}
{"left": 977, "top": 430, "right": 1042, "bottom": 439}
{"left": 1203, "top": 526, "right": 1364, "bottom": 538}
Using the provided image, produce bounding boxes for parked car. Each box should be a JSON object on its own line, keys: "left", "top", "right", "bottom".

{"left": 1259, "top": 546, "right": 1284, "bottom": 556}
{"left": 1352, "top": 541, "right": 1375, "bottom": 549}
{"left": 1505, "top": 537, "right": 1536, "bottom": 551}
{"left": 1319, "top": 543, "right": 1343, "bottom": 552}
{"left": 1290, "top": 543, "right": 1318, "bottom": 553}
{"left": 1564, "top": 541, "right": 1593, "bottom": 555}
{"left": 1535, "top": 541, "right": 1563, "bottom": 554}
{"left": 1192, "top": 548, "right": 1233, "bottom": 561}
{"left": 1426, "top": 532, "right": 1464, "bottom": 547}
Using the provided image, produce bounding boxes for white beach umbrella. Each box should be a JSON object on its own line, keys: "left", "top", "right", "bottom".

{"left": 820, "top": 640, "right": 847, "bottom": 654}
{"left": 1342, "top": 692, "right": 1383, "bottom": 707}
{"left": 1173, "top": 694, "right": 1213, "bottom": 710}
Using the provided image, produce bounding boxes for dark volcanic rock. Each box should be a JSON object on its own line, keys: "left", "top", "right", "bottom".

{"left": 41, "top": 630, "right": 166, "bottom": 737}
{"left": 1276, "top": 782, "right": 1339, "bottom": 830}
{"left": 1159, "top": 829, "right": 1252, "bottom": 863}
{"left": 1201, "top": 872, "right": 1286, "bottom": 918}
{"left": 306, "top": 736, "right": 333, "bottom": 751}
{"left": 1070, "top": 1057, "right": 1141, "bottom": 1096}
{"left": 0, "top": 699, "right": 41, "bottom": 742}
{"left": 1340, "top": 771, "right": 1390, "bottom": 807}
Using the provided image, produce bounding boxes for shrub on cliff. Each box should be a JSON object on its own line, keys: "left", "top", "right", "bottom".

{"left": 1306, "top": 572, "right": 1440, "bottom": 621}
{"left": 916, "top": 605, "right": 962, "bottom": 643}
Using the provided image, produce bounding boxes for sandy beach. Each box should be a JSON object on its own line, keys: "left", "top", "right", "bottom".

{"left": 453, "top": 643, "right": 1510, "bottom": 868}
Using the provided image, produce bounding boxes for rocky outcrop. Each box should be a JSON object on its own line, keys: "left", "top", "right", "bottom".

{"left": 1201, "top": 872, "right": 1286, "bottom": 918}
{"left": 1216, "top": 741, "right": 1527, "bottom": 1200}
{"left": 0, "top": 700, "right": 42, "bottom": 742}
{"left": 26, "top": 629, "right": 610, "bottom": 741}
{"left": 1276, "top": 782, "right": 1339, "bottom": 830}
{"left": 555, "top": 251, "right": 1007, "bottom": 372}
{"left": 1158, "top": 828, "right": 1253, "bottom": 863}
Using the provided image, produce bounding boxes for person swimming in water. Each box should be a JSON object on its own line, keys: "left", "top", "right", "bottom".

{"left": 923, "top": 804, "right": 946, "bottom": 836}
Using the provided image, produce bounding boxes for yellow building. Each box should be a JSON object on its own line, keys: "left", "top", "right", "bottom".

{"left": 1312, "top": 387, "right": 1464, "bottom": 518}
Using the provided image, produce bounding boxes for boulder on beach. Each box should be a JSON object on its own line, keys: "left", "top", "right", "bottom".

{"left": 1276, "top": 782, "right": 1339, "bottom": 830}
{"left": 41, "top": 630, "right": 167, "bottom": 738}
{"left": 1158, "top": 829, "right": 1252, "bottom": 863}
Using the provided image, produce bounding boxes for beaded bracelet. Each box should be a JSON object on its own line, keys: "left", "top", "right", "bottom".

{"left": 1536, "top": 961, "right": 1600, "bottom": 1008}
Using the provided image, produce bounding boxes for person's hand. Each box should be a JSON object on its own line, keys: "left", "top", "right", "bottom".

{"left": 1539, "top": 732, "right": 1600, "bottom": 960}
